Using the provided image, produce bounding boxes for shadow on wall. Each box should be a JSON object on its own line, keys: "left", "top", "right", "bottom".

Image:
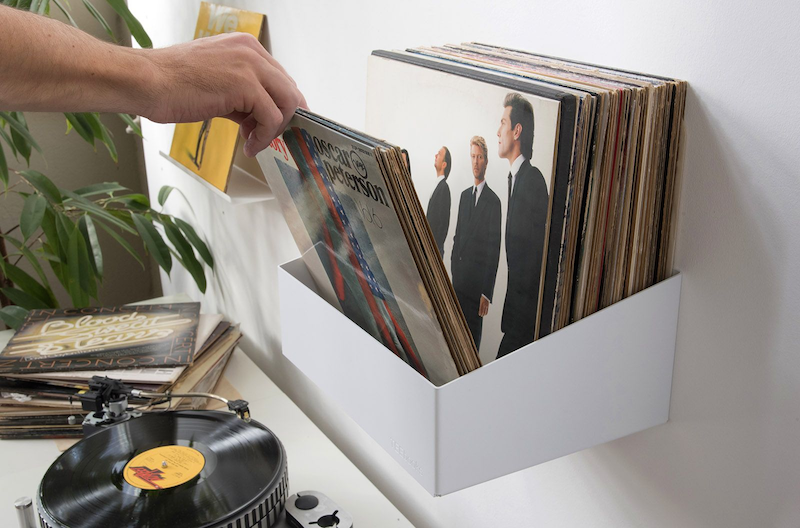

{"left": 159, "top": 185, "right": 297, "bottom": 374}
{"left": 584, "top": 84, "right": 800, "bottom": 526}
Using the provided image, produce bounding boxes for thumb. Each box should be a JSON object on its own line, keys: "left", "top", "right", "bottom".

{"left": 243, "top": 93, "right": 294, "bottom": 157}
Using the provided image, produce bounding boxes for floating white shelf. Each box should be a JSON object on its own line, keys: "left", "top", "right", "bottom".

{"left": 159, "top": 151, "right": 274, "bottom": 205}
{"left": 278, "top": 257, "right": 681, "bottom": 496}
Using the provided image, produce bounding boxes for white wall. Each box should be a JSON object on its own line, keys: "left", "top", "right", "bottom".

{"left": 129, "top": 1, "right": 800, "bottom": 526}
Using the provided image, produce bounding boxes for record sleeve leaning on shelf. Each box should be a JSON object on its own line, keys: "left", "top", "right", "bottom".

{"left": 169, "top": 2, "right": 269, "bottom": 192}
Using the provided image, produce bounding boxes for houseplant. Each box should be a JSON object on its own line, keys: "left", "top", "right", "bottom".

{"left": 0, "top": 0, "right": 213, "bottom": 329}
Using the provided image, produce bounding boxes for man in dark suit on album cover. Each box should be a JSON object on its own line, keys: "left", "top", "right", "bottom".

{"left": 426, "top": 146, "right": 452, "bottom": 256}
{"left": 451, "top": 136, "right": 502, "bottom": 349}
{"left": 497, "top": 92, "right": 549, "bottom": 359}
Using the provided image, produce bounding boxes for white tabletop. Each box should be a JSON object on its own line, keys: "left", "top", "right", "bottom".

{"left": 0, "top": 329, "right": 413, "bottom": 527}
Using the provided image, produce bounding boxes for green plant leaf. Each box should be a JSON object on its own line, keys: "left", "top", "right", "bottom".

{"left": 82, "top": 113, "right": 117, "bottom": 162}
{"left": 163, "top": 220, "right": 206, "bottom": 293}
{"left": 0, "top": 112, "right": 41, "bottom": 157}
{"left": 118, "top": 113, "right": 142, "bottom": 137}
{"left": 20, "top": 194, "right": 47, "bottom": 241}
{"left": 1, "top": 234, "right": 56, "bottom": 299}
{"left": 105, "top": 0, "right": 152, "bottom": 48}
{"left": 37, "top": 250, "right": 62, "bottom": 263}
{"left": 131, "top": 213, "right": 171, "bottom": 272}
{"left": 41, "top": 207, "right": 65, "bottom": 261}
{"left": 0, "top": 305, "right": 29, "bottom": 330}
{"left": 55, "top": 211, "right": 76, "bottom": 260}
{"left": 0, "top": 125, "right": 19, "bottom": 161}
{"left": 64, "top": 113, "right": 95, "bottom": 145}
{"left": 94, "top": 220, "right": 144, "bottom": 269}
{"left": 0, "top": 142, "right": 7, "bottom": 188}
{"left": 78, "top": 214, "right": 103, "bottom": 280}
{"left": 42, "top": 206, "right": 66, "bottom": 261}
{"left": 73, "top": 182, "right": 128, "bottom": 197}
{"left": 19, "top": 170, "right": 62, "bottom": 204}
{"left": 82, "top": 0, "right": 115, "bottom": 41}
{"left": 1, "top": 287, "right": 49, "bottom": 310}
{"left": 67, "top": 227, "right": 92, "bottom": 306}
{"left": 61, "top": 189, "right": 135, "bottom": 234}
{"left": 83, "top": 112, "right": 103, "bottom": 138}
{"left": 0, "top": 260, "right": 55, "bottom": 308}
{"left": 51, "top": 0, "right": 79, "bottom": 28}
{"left": 28, "top": 0, "right": 48, "bottom": 14}
{"left": 174, "top": 217, "right": 213, "bottom": 268}
{"left": 9, "top": 112, "right": 32, "bottom": 164}
{"left": 108, "top": 193, "right": 149, "bottom": 206}
{"left": 106, "top": 209, "right": 136, "bottom": 228}
{"left": 108, "top": 198, "right": 150, "bottom": 212}
{"left": 158, "top": 185, "right": 175, "bottom": 206}
{"left": 98, "top": 120, "right": 118, "bottom": 163}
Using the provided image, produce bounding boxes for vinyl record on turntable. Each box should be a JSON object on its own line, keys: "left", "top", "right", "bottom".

{"left": 36, "top": 411, "right": 288, "bottom": 528}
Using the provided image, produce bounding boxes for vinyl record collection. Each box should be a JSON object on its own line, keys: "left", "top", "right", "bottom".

{"left": 0, "top": 304, "right": 241, "bottom": 439}
{"left": 259, "top": 43, "right": 686, "bottom": 385}
{"left": 368, "top": 44, "right": 687, "bottom": 344}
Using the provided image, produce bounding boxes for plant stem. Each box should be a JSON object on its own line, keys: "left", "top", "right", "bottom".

{"left": 0, "top": 236, "right": 12, "bottom": 307}
{"left": 11, "top": 234, "right": 44, "bottom": 266}
{"left": 0, "top": 181, "right": 22, "bottom": 197}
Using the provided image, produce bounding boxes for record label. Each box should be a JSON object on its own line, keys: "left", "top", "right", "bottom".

{"left": 123, "top": 445, "right": 205, "bottom": 490}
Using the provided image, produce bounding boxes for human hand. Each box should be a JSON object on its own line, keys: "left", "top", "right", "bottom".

{"left": 144, "top": 33, "right": 307, "bottom": 157}
{"left": 479, "top": 296, "right": 490, "bottom": 317}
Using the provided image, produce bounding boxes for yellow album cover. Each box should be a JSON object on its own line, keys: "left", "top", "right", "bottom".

{"left": 169, "top": 2, "right": 266, "bottom": 191}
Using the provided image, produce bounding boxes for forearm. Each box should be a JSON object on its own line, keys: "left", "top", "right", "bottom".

{"left": 0, "top": 5, "right": 157, "bottom": 115}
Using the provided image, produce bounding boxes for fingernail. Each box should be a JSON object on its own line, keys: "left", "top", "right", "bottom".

{"left": 244, "top": 138, "right": 255, "bottom": 157}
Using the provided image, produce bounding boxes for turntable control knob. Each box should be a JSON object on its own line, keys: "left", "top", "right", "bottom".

{"left": 315, "top": 511, "right": 340, "bottom": 527}
{"left": 295, "top": 493, "right": 319, "bottom": 510}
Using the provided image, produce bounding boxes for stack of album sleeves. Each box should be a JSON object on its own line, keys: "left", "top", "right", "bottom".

{"left": 257, "top": 44, "right": 687, "bottom": 387}
{"left": 0, "top": 304, "right": 241, "bottom": 439}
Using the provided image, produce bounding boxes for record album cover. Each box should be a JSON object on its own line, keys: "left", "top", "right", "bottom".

{"left": 366, "top": 51, "right": 578, "bottom": 363}
{"left": 168, "top": 2, "right": 267, "bottom": 192}
{"left": 0, "top": 303, "right": 201, "bottom": 374}
{"left": 257, "top": 111, "right": 465, "bottom": 386}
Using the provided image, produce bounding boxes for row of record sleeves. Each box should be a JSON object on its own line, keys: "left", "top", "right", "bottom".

{"left": 251, "top": 42, "right": 688, "bottom": 386}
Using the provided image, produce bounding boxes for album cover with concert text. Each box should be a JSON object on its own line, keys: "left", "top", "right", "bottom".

{"left": 0, "top": 303, "right": 200, "bottom": 374}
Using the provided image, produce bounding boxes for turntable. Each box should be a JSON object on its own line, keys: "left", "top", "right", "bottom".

{"left": 31, "top": 377, "right": 345, "bottom": 528}
{"left": 0, "top": 345, "right": 410, "bottom": 527}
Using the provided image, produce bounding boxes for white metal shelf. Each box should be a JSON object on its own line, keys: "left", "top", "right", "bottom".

{"left": 278, "top": 257, "right": 681, "bottom": 496}
{"left": 160, "top": 151, "right": 274, "bottom": 205}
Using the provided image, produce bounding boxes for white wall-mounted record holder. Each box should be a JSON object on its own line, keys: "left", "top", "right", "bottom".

{"left": 278, "top": 257, "right": 681, "bottom": 496}
{"left": 160, "top": 151, "right": 274, "bottom": 205}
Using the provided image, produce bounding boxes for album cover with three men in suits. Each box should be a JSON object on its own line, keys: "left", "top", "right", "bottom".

{"left": 367, "top": 50, "right": 573, "bottom": 364}
{"left": 366, "top": 44, "right": 686, "bottom": 367}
